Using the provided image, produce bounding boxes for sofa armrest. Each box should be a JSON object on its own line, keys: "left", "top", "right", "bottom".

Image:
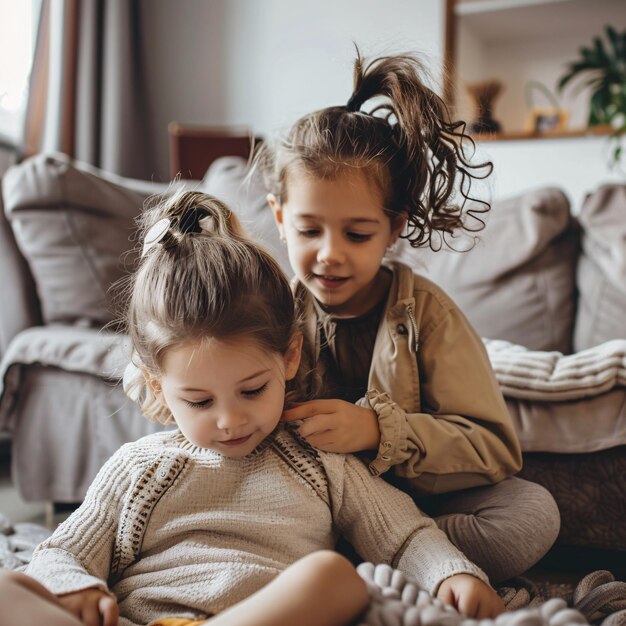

{"left": 0, "top": 180, "right": 42, "bottom": 359}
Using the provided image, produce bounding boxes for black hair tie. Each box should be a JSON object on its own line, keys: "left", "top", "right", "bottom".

{"left": 179, "top": 207, "right": 209, "bottom": 234}
{"left": 346, "top": 93, "right": 364, "bottom": 112}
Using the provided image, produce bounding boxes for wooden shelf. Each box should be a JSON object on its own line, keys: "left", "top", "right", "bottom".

{"left": 455, "top": 0, "right": 570, "bottom": 17}
{"left": 471, "top": 125, "right": 614, "bottom": 142}
{"left": 453, "top": 0, "right": 624, "bottom": 42}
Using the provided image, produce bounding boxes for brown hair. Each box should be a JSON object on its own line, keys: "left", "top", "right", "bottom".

{"left": 124, "top": 189, "right": 310, "bottom": 424}
{"left": 255, "top": 49, "right": 492, "bottom": 249}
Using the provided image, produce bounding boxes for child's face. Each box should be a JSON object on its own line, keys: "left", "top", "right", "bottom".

{"left": 269, "top": 169, "right": 404, "bottom": 317}
{"left": 150, "top": 336, "right": 301, "bottom": 457}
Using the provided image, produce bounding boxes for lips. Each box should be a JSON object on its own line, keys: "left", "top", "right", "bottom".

{"left": 220, "top": 435, "right": 252, "bottom": 446}
{"left": 313, "top": 274, "right": 349, "bottom": 289}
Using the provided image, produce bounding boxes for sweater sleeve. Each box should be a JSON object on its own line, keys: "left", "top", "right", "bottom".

{"left": 320, "top": 451, "right": 489, "bottom": 594}
{"left": 367, "top": 302, "right": 522, "bottom": 494}
{"left": 25, "top": 443, "right": 138, "bottom": 596}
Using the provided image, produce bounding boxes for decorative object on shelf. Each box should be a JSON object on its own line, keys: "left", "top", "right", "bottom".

{"left": 465, "top": 79, "right": 504, "bottom": 135}
{"left": 525, "top": 80, "right": 569, "bottom": 134}
{"left": 558, "top": 25, "right": 626, "bottom": 168}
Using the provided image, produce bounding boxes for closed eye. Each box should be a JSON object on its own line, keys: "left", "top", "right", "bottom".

{"left": 242, "top": 382, "right": 269, "bottom": 398}
{"left": 296, "top": 229, "right": 320, "bottom": 238}
{"left": 347, "top": 232, "right": 373, "bottom": 242}
{"left": 183, "top": 398, "right": 213, "bottom": 409}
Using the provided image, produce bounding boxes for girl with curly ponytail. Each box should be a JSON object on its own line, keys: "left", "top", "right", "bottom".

{"left": 258, "top": 49, "right": 560, "bottom": 585}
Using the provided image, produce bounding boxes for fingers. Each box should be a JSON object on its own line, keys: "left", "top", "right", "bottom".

{"left": 470, "top": 591, "right": 505, "bottom": 619}
{"left": 297, "top": 414, "right": 334, "bottom": 438}
{"left": 457, "top": 593, "right": 479, "bottom": 618}
{"left": 99, "top": 595, "right": 119, "bottom": 626}
{"left": 81, "top": 600, "right": 103, "bottom": 626}
{"left": 304, "top": 432, "right": 340, "bottom": 451}
{"left": 59, "top": 590, "right": 117, "bottom": 626}
{"left": 282, "top": 400, "right": 337, "bottom": 422}
{"left": 435, "top": 584, "right": 455, "bottom": 608}
{"left": 57, "top": 596, "right": 82, "bottom": 620}
{"left": 484, "top": 595, "right": 506, "bottom": 618}
{"left": 458, "top": 590, "right": 505, "bottom": 619}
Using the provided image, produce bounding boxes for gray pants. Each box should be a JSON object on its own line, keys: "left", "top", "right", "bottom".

{"left": 419, "top": 476, "right": 561, "bottom": 584}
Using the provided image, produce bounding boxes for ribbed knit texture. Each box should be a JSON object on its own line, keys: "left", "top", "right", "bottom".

{"left": 26, "top": 427, "right": 486, "bottom": 626}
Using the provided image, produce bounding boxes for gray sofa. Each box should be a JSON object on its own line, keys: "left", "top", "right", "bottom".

{"left": 1, "top": 153, "right": 625, "bottom": 554}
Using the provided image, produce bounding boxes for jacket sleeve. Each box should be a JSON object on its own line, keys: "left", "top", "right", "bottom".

{"left": 25, "top": 444, "right": 136, "bottom": 596}
{"left": 320, "top": 451, "right": 490, "bottom": 594}
{"left": 366, "top": 302, "right": 522, "bottom": 495}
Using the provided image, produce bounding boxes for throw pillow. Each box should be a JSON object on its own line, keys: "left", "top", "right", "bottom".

{"left": 2, "top": 153, "right": 169, "bottom": 326}
{"left": 200, "top": 156, "right": 291, "bottom": 276}
{"left": 392, "top": 187, "right": 578, "bottom": 353}
{"left": 574, "top": 184, "right": 626, "bottom": 351}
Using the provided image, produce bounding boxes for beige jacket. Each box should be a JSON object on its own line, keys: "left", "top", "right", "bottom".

{"left": 296, "top": 261, "right": 522, "bottom": 496}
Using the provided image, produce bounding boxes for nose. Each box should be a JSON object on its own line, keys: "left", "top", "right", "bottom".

{"left": 216, "top": 404, "right": 249, "bottom": 433}
{"left": 317, "top": 232, "right": 345, "bottom": 265}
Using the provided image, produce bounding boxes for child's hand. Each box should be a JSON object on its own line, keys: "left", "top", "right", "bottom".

{"left": 436, "top": 574, "right": 505, "bottom": 619}
{"left": 58, "top": 587, "right": 119, "bottom": 626}
{"left": 282, "top": 399, "right": 380, "bottom": 453}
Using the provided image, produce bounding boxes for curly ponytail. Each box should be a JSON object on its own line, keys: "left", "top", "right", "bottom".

{"left": 256, "top": 48, "right": 493, "bottom": 249}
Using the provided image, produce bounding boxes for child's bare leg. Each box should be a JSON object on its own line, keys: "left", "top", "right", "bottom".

{"left": 206, "top": 550, "right": 369, "bottom": 626}
{"left": 0, "top": 570, "right": 83, "bottom": 626}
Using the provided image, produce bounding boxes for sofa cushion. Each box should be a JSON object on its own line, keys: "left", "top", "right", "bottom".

{"left": 393, "top": 187, "right": 578, "bottom": 353}
{"left": 574, "top": 184, "right": 626, "bottom": 351}
{"left": 200, "top": 157, "right": 291, "bottom": 276}
{"left": 0, "top": 177, "right": 42, "bottom": 358}
{"left": 1, "top": 153, "right": 170, "bottom": 326}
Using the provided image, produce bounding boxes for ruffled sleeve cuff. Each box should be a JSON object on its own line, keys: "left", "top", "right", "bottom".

{"left": 359, "top": 389, "right": 411, "bottom": 476}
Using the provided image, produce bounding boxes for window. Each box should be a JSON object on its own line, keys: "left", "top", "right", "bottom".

{"left": 0, "top": 0, "right": 41, "bottom": 146}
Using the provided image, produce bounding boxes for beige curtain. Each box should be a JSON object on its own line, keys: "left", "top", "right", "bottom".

{"left": 22, "top": 0, "right": 156, "bottom": 180}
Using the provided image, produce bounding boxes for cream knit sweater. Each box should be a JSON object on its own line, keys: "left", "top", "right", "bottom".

{"left": 26, "top": 427, "right": 487, "bottom": 626}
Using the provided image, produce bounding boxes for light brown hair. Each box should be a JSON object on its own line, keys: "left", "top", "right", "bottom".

{"left": 255, "top": 49, "right": 492, "bottom": 249}
{"left": 124, "top": 189, "right": 309, "bottom": 424}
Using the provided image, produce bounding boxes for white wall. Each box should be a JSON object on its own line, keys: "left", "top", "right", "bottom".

{"left": 140, "top": 0, "right": 445, "bottom": 179}
{"left": 455, "top": 20, "right": 487, "bottom": 124}
{"left": 474, "top": 135, "right": 625, "bottom": 210}
{"left": 139, "top": 0, "right": 625, "bottom": 204}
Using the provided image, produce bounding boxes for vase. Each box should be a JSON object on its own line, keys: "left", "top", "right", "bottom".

{"left": 465, "top": 80, "right": 504, "bottom": 135}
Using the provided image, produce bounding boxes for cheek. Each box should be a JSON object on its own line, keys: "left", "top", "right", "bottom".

{"left": 286, "top": 241, "right": 310, "bottom": 267}
{"left": 262, "top": 390, "right": 287, "bottom": 426}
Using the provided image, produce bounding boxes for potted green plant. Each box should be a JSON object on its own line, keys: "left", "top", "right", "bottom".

{"left": 558, "top": 25, "right": 626, "bottom": 167}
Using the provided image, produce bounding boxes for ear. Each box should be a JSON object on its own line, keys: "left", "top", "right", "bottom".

{"left": 283, "top": 332, "right": 303, "bottom": 381}
{"left": 267, "top": 193, "right": 286, "bottom": 240}
{"left": 143, "top": 371, "right": 165, "bottom": 404}
{"left": 389, "top": 212, "right": 407, "bottom": 245}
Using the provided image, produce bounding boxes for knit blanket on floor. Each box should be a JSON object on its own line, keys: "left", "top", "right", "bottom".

{"left": 357, "top": 563, "right": 626, "bottom": 626}
{"left": 484, "top": 338, "right": 626, "bottom": 401}
{"left": 1, "top": 514, "right": 625, "bottom": 626}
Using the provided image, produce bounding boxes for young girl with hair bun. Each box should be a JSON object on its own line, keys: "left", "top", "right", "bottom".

{"left": 19, "top": 190, "right": 504, "bottom": 626}
{"left": 259, "top": 50, "right": 561, "bottom": 584}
